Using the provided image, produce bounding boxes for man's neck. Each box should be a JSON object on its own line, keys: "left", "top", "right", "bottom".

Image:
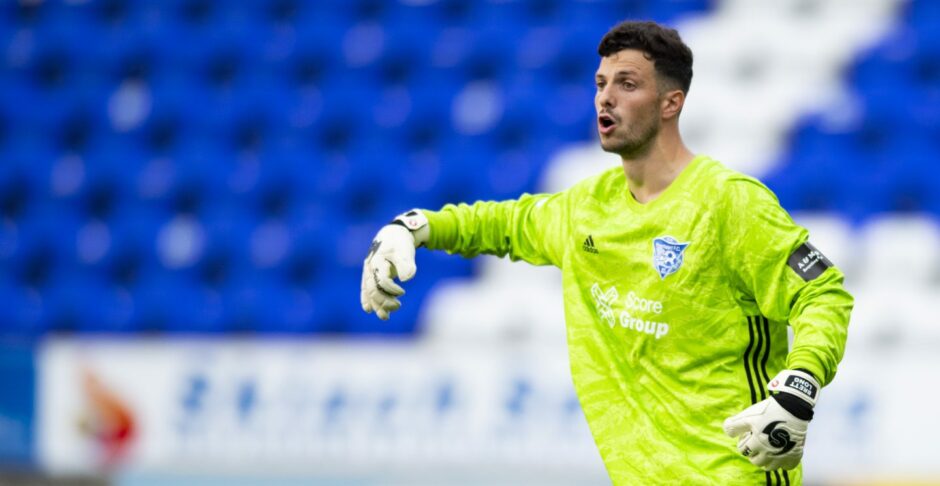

{"left": 621, "top": 137, "right": 695, "bottom": 204}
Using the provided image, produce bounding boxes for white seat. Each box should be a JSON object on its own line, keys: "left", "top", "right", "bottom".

{"left": 855, "top": 214, "right": 940, "bottom": 286}
{"left": 536, "top": 143, "right": 619, "bottom": 194}
{"left": 421, "top": 257, "right": 566, "bottom": 343}
{"left": 791, "top": 212, "right": 858, "bottom": 282}
{"left": 848, "top": 285, "right": 933, "bottom": 350}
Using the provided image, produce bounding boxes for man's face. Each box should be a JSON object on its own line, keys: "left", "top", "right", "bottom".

{"left": 594, "top": 49, "right": 663, "bottom": 157}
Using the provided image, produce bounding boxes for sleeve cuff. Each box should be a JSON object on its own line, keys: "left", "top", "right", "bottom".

{"left": 785, "top": 351, "right": 831, "bottom": 387}
{"left": 422, "top": 209, "right": 456, "bottom": 251}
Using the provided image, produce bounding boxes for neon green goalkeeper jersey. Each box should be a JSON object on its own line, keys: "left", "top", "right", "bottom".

{"left": 422, "top": 155, "right": 852, "bottom": 485}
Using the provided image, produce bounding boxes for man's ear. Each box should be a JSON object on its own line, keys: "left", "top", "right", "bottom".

{"left": 661, "top": 89, "right": 685, "bottom": 120}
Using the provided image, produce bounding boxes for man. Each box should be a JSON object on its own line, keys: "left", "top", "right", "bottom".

{"left": 360, "top": 20, "right": 852, "bottom": 485}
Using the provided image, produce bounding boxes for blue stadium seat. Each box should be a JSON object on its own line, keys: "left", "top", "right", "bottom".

{"left": 0, "top": 0, "right": 755, "bottom": 337}
{"left": 0, "top": 276, "right": 48, "bottom": 337}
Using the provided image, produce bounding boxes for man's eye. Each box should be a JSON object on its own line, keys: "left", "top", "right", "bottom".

{"left": 622, "top": 82, "right": 635, "bottom": 90}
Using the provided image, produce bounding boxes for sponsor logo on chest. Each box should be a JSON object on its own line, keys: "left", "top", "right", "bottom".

{"left": 590, "top": 283, "right": 670, "bottom": 339}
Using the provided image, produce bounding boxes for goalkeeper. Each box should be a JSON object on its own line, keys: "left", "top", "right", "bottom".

{"left": 361, "top": 20, "right": 852, "bottom": 485}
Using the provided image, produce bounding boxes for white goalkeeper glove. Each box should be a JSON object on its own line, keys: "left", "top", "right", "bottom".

{"left": 360, "top": 210, "right": 429, "bottom": 320}
{"left": 723, "top": 369, "right": 820, "bottom": 471}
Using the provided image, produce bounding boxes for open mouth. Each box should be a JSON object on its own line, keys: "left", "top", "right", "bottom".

{"left": 598, "top": 114, "right": 617, "bottom": 134}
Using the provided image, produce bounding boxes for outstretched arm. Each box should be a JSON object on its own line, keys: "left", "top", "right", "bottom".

{"left": 361, "top": 192, "right": 570, "bottom": 320}
{"left": 423, "top": 192, "right": 569, "bottom": 266}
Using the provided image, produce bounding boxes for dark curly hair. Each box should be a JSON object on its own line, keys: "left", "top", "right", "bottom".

{"left": 597, "top": 21, "right": 693, "bottom": 94}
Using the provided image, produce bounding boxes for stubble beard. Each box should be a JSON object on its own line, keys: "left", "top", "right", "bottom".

{"left": 600, "top": 114, "right": 661, "bottom": 159}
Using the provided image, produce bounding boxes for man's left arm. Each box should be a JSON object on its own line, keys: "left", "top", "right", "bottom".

{"left": 720, "top": 177, "right": 854, "bottom": 471}
{"left": 783, "top": 258, "right": 853, "bottom": 386}
{"left": 724, "top": 178, "right": 853, "bottom": 385}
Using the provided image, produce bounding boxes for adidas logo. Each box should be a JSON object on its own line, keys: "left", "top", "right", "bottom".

{"left": 582, "top": 235, "right": 599, "bottom": 254}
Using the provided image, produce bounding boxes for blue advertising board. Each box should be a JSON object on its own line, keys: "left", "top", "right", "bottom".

{"left": 0, "top": 340, "right": 35, "bottom": 467}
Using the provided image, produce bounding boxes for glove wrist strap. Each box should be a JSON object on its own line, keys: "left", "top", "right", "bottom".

{"left": 771, "top": 393, "right": 814, "bottom": 421}
{"left": 391, "top": 209, "right": 429, "bottom": 247}
{"left": 767, "top": 369, "right": 820, "bottom": 407}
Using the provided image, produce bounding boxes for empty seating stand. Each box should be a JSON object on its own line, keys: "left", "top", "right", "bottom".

{"left": 10, "top": 0, "right": 937, "bottom": 337}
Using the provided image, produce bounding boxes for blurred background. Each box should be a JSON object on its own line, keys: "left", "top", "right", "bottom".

{"left": 0, "top": 0, "right": 938, "bottom": 484}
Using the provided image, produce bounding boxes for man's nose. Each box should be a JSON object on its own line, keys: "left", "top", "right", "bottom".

{"left": 597, "top": 86, "right": 615, "bottom": 109}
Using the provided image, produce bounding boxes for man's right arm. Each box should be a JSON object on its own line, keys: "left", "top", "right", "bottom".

{"left": 361, "top": 191, "right": 569, "bottom": 320}
{"left": 423, "top": 192, "right": 569, "bottom": 268}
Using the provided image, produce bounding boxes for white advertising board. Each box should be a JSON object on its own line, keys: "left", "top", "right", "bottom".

{"left": 37, "top": 338, "right": 605, "bottom": 481}
{"left": 36, "top": 337, "right": 940, "bottom": 484}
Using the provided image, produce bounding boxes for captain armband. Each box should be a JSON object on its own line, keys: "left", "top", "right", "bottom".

{"left": 786, "top": 241, "right": 833, "bottom": 281}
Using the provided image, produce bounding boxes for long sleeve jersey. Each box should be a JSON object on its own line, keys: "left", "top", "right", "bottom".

{"left": 422, "top": 155, "right": 853, "bottom": 485}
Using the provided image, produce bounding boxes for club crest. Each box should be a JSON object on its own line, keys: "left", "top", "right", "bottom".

{"left": 652, "top": 236, "right": 690, "bottom": 279}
